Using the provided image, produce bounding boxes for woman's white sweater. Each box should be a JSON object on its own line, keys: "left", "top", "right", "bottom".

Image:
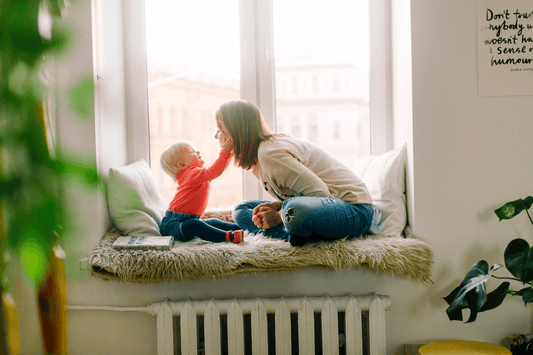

{"left": 252, "top": 136, "right": 372, "bottom": 205}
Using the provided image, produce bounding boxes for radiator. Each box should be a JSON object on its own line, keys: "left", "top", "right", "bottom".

{"left": 148, "top": 292, "right": 391, "bottom": 355}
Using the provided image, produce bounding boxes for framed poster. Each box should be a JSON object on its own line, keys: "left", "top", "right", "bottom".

{"left": 478, "top": 0, "right": 533, "bottom": 96}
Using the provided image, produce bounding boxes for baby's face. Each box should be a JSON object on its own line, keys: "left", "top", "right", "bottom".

{"left": 181, "top": 144, "right": 202, "bottom": 167}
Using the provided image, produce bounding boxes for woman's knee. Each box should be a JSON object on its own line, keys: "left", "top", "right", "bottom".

{"left": 280, "top": 199, "right": 314, "bottom": 235}
{"left": 232, "top": 202, "right": 248, "bottom": 224}
{"left": 280, "top": 198, "right": 314, "bottom": 221}
{"left": 232, "top": 200, "right": 265, "bottom": 222}
{"left": 232, "top": 201, "right": 249, "bottom": 217}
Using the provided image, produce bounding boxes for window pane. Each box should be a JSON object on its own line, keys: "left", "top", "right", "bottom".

{"left": 145, "top": 0, "right": 243, "bottom": 208}
{"left": 273, "top": 0, "right": 371, "bottom": 167}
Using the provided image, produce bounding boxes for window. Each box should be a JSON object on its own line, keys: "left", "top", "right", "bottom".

{"left": 312, "top": 76, "right": 319, "bottom": 93}
{"left": 309, "top": 123, "right": 318, "bottom": 144}
{"left": 334, "top": 121, "right": 341, "bottom": 140}
{"left": 291, "top": 124, "right": 301, "bottom": 138}
{"left": 144, "top": 0, "right": 242, "bottom": 207}
{"left": 138, "top": 0, "right": 389, "bottom": 206}
{"left": 272, "top": 0, "right": 370, "bottom": 168}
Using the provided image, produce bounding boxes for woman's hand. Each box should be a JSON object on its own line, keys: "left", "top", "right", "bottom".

{"left": 252, "top": 201, "right": 283, "bottom": 231}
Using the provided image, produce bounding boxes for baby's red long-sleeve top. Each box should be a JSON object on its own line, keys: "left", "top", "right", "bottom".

{"left": 168, "top": 149, "right": 232, "bottom": 216}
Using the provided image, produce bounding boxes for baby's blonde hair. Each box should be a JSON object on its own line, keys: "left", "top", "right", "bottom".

{"left": 160, "top": 141, "right": 192, "bottom": 179}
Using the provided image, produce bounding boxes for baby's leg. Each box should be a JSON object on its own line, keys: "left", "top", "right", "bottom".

{"left": 202, "top": 218, "right": 240, "bottom": 231}
{"left": 160, "top": 215, "right": 190, "bottom": 242}
{"left": 180, "top": 218, "right": 242, "bottom": 243}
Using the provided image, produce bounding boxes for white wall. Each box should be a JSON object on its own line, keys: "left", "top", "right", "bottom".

{"left": 16, "top": 0, "right": 533, "bottom": 354}
{"left": 407, "top": 0, "right": 532, "bottom": 345}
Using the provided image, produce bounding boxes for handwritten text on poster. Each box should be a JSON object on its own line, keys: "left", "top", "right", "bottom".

{"left": 477, "top": 0, "right": 533, "bottom": 96}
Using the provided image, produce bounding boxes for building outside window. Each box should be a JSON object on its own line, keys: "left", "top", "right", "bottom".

{"left": 144, "top": 0, "right": 372, "bottom": 207}
{"left": 308, "top": 123, "right": 318, "bottom": 144}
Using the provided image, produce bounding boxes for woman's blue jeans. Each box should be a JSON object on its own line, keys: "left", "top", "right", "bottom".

{"left": 232, "top": 197, "right": 374, "bottom": 244}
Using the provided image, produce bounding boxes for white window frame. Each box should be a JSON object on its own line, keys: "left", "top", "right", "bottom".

{"left": 122, "top": 0, "right": 392, "bottom": 201}
{"left": 123, "top": 0, "right": 150, "bottom": 164}
{"left": 369, "top": 0, "right": 393, "bottom": 154}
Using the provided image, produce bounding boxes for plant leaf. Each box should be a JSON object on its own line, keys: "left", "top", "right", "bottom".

{"left": 504, "top": 238, "right": 533, "bottom": 282}
{"left": 515, "top": 287, "right": 533, "bottom": 306}
{"left": 443, "top": 260, "right": 502, "bottom": 323}
{"left": 495, "top": 196, "right": 533, "bottom": 221}
{"left": 52, "top": 158, "right": 100, "bottom": 185}
{"left": 479, "top": 282, "right": 510, "bottom": 312}
{"left": 0, "top": 177, "right": 22, "bottom": 198}
{"left": 69, "top": 76, "right": 94, "bottom": 117}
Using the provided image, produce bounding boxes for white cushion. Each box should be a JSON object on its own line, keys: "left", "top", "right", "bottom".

{"left": 353, "top": 144, "right": 407, "bottom": 237}
{"left": 107, "top": 159, "right": 167, "bottom": 236}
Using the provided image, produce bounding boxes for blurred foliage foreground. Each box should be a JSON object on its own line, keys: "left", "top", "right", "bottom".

{"left": 0, "top": 0, "right": 99, "bottom": 293}
{"left": 0, "top": 1, "right": 104, "bottom": 353}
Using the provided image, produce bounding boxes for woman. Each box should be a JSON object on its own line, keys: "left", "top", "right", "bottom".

{"left": 214, "top": 99, "right": 382, "bottom": 246}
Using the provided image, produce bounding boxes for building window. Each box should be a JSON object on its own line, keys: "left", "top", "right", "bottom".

{"left": 332, "top": 73, "right": 340, "bottom": 92}
{"left": 291, "top": 124, "right": 301, "bottom": 138}
{"left": 312, "top": 75, "right": 319, "bottom": 93}
{"left": 170, "top": 108, "right": 177, "bottom": 133}
{"left": 309, "top": 124, "right": 318, "bottom": 143}
{"left": 334, "top": 121, "right": 341, "bottom": 140}
{"left": 291, "top": 76, "right": 298, "bottom": 94}
{"left": 156, "top": 108, "right": 161, "bottom": 133}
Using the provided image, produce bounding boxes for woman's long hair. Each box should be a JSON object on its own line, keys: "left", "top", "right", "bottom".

{"left": 216, "top": 100, "right": 274, "bottom": 170}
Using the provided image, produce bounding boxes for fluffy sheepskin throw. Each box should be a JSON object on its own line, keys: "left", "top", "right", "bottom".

{"left": 88, "top": 210, "right": 433, "bottom": 284}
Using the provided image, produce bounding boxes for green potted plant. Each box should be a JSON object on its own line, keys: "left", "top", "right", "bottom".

{"left": 444, "top": 196, "right": 533, "bottom": 323}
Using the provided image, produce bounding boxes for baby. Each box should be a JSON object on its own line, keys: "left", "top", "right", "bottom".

{"left": 159, "top": 140, "right": 244, "bottom": 243}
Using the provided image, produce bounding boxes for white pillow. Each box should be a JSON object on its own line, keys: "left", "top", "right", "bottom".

{"left": 353, "top": 144, "right": 407, "bottom": 237}
{"left": 106, "top": 159, "right": 167, "bottom": 236}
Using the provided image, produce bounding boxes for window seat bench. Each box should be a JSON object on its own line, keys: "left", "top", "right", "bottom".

{"left": 93, "top": 144, "right": 432, "bottom": 284}
{"left": 88, "top": 221, "right": 433, "bottom": 284}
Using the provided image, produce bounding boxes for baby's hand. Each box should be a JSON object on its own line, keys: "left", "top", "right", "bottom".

{"left": 222, "top": 137, "right": 234, "bottom": 154}
{"left": 252, "top": 203, "right": 283, "bottom": 231}
{"left": 252, "top": 213, "right": 263, "bottom": 229}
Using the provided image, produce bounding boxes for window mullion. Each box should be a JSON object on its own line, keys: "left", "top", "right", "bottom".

{"left": 240, "top": 0, "right": 276, "bottom": 202}
{"left": 240, "top": 0, "right": 264, "bottom": 201}
{"left": 124, "top": 0, "right": 150, "bottom": 164}
{"left": 255, "top": 0, "right": 276, "bottom": 131}
{"left": 239, "top": 0, "right": 258, "bottom": 104}
{"left": 369, "top": 0, "right": 392, "bottom": 155}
